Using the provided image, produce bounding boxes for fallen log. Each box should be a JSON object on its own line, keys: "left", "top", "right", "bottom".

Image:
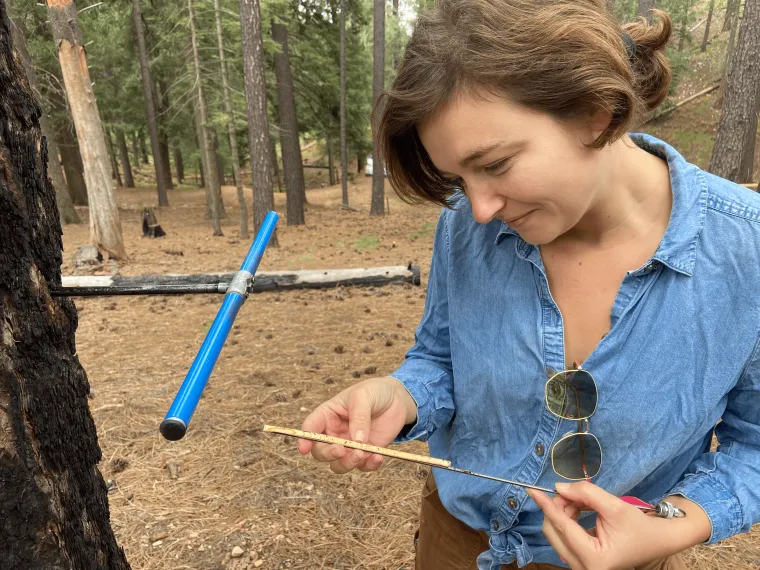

{"left": 55, "top": 264, "right": 421, "bottom": 296}
{"left": 643, "top": 83, "right": 720, "bottom": 124}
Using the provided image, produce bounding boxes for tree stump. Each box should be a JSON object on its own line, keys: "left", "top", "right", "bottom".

{"left": 142, "top": 206, "right": 166, "bottom": 238}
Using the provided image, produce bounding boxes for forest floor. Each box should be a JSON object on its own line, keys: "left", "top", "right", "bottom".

{"left": 61, "top": 31, "right": 760, "bottom": 570}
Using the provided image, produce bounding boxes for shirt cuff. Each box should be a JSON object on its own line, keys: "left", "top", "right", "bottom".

{"left": 388, "top": 358, "right": 454, "bottom": 443}
{"left": 666, "top": 472, "right": 744, "bottom": 543}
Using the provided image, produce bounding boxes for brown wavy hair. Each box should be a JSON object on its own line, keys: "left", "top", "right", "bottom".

{"left": 373, "top": 0, "right": 673, "bottom": 207}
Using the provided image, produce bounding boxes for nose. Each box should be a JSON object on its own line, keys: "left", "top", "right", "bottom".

{"left": 468, "top": 188, "right": 506, "bottom": 224}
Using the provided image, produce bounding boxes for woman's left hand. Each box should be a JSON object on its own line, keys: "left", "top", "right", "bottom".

{"left": 527, "top": 482, "right": 711, "bottom": 570}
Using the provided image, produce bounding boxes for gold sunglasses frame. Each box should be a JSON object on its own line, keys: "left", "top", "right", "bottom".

{"left": 544, "top": 368, "right": 603, "bottom": 481}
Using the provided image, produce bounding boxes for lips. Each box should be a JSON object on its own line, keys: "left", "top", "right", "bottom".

{"left": 506, "top": 211, "right": 533, "bottom": 224}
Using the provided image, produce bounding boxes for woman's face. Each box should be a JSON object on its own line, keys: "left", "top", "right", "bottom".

{"left": 417, "top": 91, "right": 610, "bottom": 245}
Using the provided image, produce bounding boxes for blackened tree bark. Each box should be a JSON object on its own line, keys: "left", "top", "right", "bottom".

{"left": 214, "top": 0, "right": 248, "bottom": 238}
{"left": 132, "top": 0, "right": 168, "bottom": 205}
{"left": 271, "top": 135, "right": 282, "bottom": 192}
{"left": 327, "top": 132, "right": 335, "bottom": 186}
{"left": 709, "top": 0, "right": 760, "bottom": 183}
{"left": 58, "top": 124, "right": 88, "bottom": 206}
{"left": 10, "top": 14, "right": 79, "bottom": 223}
{"left": 47, "top": 0, "right": 125, "bottom": 259}
{"left": 0, "top": 6, "right": 131, "bottom": 568}
{"left": 272, "top": 20, "right": 305, "bottom": 225}
{"left": 239, "top": 0, "right": 278, "bottom": 244}
{"left": 116, "top": 129, "right": 134, "bottom": 188}
{"left": 370, "top": 0, "right": 385, "bottom": 216}
{"left": 340, "top": 0, "right": 348, "bottom": 206}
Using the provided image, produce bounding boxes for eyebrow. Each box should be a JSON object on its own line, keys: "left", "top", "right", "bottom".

{"left": 459, "top": 141, "right": 508, "bottom": 167}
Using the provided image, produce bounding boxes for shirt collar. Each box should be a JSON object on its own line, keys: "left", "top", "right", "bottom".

{"left": 495, "top": 133, "right": 707, "bottom": 277}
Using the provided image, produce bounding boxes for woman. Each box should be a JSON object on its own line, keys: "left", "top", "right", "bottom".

{"left": 297, "top": 1, "right": 760, "bottom": 568}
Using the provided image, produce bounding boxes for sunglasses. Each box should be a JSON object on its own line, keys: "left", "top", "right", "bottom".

{"left": 544, "top": 367, "right": 602, "bottom": 481}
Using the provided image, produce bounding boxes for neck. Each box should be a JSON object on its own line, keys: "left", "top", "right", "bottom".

{"left": 558, "top": 135, "right": 672, "bottom": 250}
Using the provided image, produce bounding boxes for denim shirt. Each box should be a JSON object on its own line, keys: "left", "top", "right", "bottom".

{"left": 391, "top": 134, "right": 760, "bottom": 568}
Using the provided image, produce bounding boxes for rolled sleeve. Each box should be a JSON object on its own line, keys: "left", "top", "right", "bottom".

{"left": 390, "top": 209, "right": 455, "bottom": 443}
{"left": 667, "top": 334, "right": 760, "bottom": 543}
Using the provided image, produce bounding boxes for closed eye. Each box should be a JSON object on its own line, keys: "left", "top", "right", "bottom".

{"left": 484, "top": 157, "right": 511, "bottom": 174}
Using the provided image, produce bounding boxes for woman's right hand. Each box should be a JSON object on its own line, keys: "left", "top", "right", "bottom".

{"left": 298, "top": 376, "right": 418, "bottom": 474}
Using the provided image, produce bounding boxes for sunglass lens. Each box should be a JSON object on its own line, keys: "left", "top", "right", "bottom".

{"left": 552, "top": 433, "right": 602, "bottom": 480}
{"left": 545, "top": 370, "right": 597, "bottom": 420}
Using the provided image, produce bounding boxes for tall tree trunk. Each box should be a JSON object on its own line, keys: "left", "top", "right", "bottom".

{"left": 370, "top": 0, "right": 385, "bottom": 216}
{"left": 132, "top": 131, "right": 140, "bottom": 167}
{"left": 677, "top": 0, "right": 691, "bottom": 52}
{"left": 358, "top": 153, "right": 365, "bottom": 174}
{"left": 715, "top": 0, "right": 743, "bottom": 108}
{"left": 106, "top": 129, "right": 123, "bottom": 188}
{"left": 10, "top": 14, "right": 80, "bottom": 224}
{"left": 722, "top": 0, "right": 739, "bottom": 33}
{"left": 340, "top": 0, "right": 348, "bottom": 206}
{"left": 156, "top": 79, "right": 174, "bottom": 190}
{"left": 174, "top": 147, "right": 184, "bottom": 183}
{"left": 709, "top": 0, "right": 760, "bottom": 183}
{"left": 0, "top": 8, "right": 130, "bottom": 569}
{"left": 59, "top": 125, "right": 88, "bottom": 206}
{"left": 214, "top": 0, "right": 249, "bottom": 238}
{"left": 327, "top": 132, "right": 335, "bottom": 185}
{"left": 701, "top": 0, "right": 715, "bottom": 52}
{"left": 188, "top": 0, "right": 223, "bottom": 236}
{"left": 637, "top": 0, "right": 656, "bottom": 21}
{"left": 239, "top": 0, "right": 278, "bottom": 244}
{"left": 132, "top": 0, "right": 168, "bottom": 205}
{"left": 272, "top": 20, "right": 305, "bottom": 225}
{"left": 140, "top": 132, "right": 148, "bottom": 164}
{"left": 47, "top": 0, "right": 126, "bottom": 259}
{"left": 198, "top": 158, "right": 205, "bottom": 187}
{"left": 271, "top": 135, "right": 282, "bottom": 192}
{"left": 193, "top": 104, "right": 214, "bottom": 216}
{"left": 116, "top": 129, "right": 135, "bottom": 188}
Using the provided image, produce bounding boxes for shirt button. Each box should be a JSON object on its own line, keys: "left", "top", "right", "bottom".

{"left": 535, "top": 443, "right": 545, "bottom": 456}
{"left": 507, "top": 497, "right": 518, "bottom": 509}
{"left": 492, "top": 519, "right": 500, "bottom": 530}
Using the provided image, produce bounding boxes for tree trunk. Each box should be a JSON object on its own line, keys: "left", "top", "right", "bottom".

{"left": 340, "top": 0, "right": 349, "bottom": 206}
{"left": 239, "top": 0, "right": 278, "bottom": 244}
{"left": 106, "top": 129, "right": 123, "bottom": 188}
{"left": 358, "top": 153, "right": 365, "bottom": 174}
{"left": 0, "top": 7, "right": 130, "bottom": 568}
{"left": 116, "top": 129, "right": 135, "bottom": 188}
{"left": 59, "top": 125, "right": 88, "bottom": 206}
{"left": 140, "top": 132, "right": 148, "bottom": 164}
{"left": 722, "top": 0, "right": 739, "bottom": 33}
{"left": 677, "top": 0, "right": 691, "bottom": 52}
{"left": 188, "top": 0, "right": 223, "bottom": 236}
{"left": 9, "top": 14, "right": 80, "bottom": 224}
{"left": 132, "top": 131, "right": 140, "bottom": 167}
{"left": 637, "top": 0, "right": 656, "bottom": 21}
{"left": 132, "top": 0, "right": 168, "bottom": 205}
{"left": 156, "top": 79, "right": 174, "bottom": 190}
{"left": 701, "top": 0, "right": 715, "bottom": 52}
{"left": 272, "top": 20, "right": 305, "bottom": 225}
{"left": 271, "top": 135, "right": 282, "bottom": 192}
{"left": 198, "top": 158, "right": 205, "bottom": 187}
{"left": 327, "top": 133, "right": 336, "bottom": 185}
{"left": 214, "top": 0, "right": 249, "bottom": 238}
{"left": 370, "top": 0, "right": 385, "bottom": 216}
{"left": 715, "top": 0, "right": 743, "bottom": 108}
{"left": 709, "top": 0, "right": 760, "bottom": 183}
{"left": 47, "top": 0, "right": 126, "bottom": 259}
{"left": 174, "top": 147, "right": 184, "bottom": 183}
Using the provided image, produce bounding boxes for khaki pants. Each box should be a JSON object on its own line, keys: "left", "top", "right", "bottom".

{"left": 414, "top": 473, "right": 688, "bottom": 570}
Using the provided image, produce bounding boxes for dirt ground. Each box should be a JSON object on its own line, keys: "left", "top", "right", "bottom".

{"left": 63, "top": 174, "right": 760, "bottom": 570}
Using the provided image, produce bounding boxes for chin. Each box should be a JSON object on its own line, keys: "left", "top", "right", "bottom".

{"left": 515, "top": 230, "right": 556, "bottom": 246}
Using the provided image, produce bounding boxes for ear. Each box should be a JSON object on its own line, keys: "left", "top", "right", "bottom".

{"left": 587, "top": 109, "right": 613, "bottom": 142}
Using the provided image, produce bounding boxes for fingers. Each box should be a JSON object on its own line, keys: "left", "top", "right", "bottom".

{"left": 554, "top": 481, "right": 626, "bottom": 520}
{"left": 298, "top": 405, "right": 331, "bottom": 455}
{"left": 347, "top": 388, "right": 373, "bottom": 443}
{"left": 528, "top": 489, "right": 584, "bottom": 568}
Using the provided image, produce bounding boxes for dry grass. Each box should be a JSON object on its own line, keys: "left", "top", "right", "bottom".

{"left": 64, "top": 177, "right": 760, "bottom": 569}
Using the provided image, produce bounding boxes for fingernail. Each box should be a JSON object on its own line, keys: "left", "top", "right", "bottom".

{"left": 556, "top": 482, "right": 570, "bottom": 491}
{"left": 354, "top": 430, "right": 365, "bottom": 442}
{"left": 560, "top": 557, "right": 566, "bottom": 564}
